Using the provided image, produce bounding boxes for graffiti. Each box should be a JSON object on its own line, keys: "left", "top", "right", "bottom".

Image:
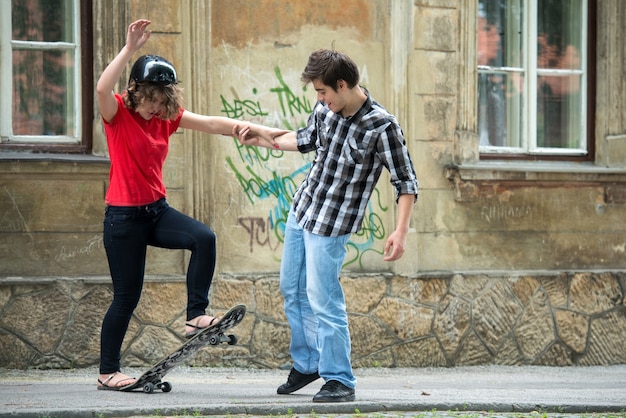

{"left": 238, "top": 217, "right": 282, "bottom": 252}
{"left": 269, "top": 67, "right": 313, "bottom": 129}
{"left": 220, "top": 87, "right": 268, "bottom": 119}
{"left": 222, "top": 66, "right": 389, "bottom": 267}
{"left": 55, "top": 235, "right": 103, "bottom": 263}
{"left": 480, "top": 204, "right": 531, "bottom": 223}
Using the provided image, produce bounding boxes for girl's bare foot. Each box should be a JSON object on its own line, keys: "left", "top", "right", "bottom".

{"left": 97, "top": 371, "right": 136, "bottom": 390}
{"left": 185, "top": 314, "right": 221, "bottom": 338}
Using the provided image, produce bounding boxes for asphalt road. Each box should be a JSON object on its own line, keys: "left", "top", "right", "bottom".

{"left": 1, "top": 365, "right": 625, "bottom": 417}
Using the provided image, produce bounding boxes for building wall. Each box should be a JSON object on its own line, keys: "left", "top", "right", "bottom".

{"left": 0, "top": 0, "right": 625, "bottom": 369}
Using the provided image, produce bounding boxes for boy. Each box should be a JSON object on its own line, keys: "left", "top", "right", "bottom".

{"left": 236, "top": 49, "right": 418, "bottom": 402}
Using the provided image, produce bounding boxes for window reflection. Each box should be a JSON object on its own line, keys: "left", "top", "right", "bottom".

{"left": 11, "top": 0, "right": 75, "bottom": 137}
{"left": 477, "top": 0, "right": 585, "bottom": 152}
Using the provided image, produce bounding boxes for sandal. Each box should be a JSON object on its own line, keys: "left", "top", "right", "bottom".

{"left": 185, "top": 315, "right": 220, "bottom": 339}
{"left": 97, "top": 372, "right": 136, "bottom": 391}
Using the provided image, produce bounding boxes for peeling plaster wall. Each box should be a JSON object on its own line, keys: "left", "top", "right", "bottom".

{"left": 1, "top": 0, "right": 625, "bottom": 369}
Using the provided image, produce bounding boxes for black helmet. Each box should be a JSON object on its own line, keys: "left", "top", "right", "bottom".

{"left": 129, "top": 55, "right": 177, "bottom": 85}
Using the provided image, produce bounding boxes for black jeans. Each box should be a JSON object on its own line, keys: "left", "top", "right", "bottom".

{"left": 100, "top": 198, "right": 216, "bottom": 374}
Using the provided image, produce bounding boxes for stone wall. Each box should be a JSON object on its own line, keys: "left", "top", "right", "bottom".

{"left": 1, "top": 272, "right": 624, "bottom": 369}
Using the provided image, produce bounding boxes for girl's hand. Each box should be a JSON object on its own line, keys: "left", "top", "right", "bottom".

{"left": 126, "top": 19, "right": 152, "bottom": 53}
{"left": 234, "top": 124, "right": 289, "bottom": 149}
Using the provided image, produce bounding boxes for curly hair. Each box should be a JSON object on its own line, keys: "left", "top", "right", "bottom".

{"left": 124, "top": 80, "right": 184, "bottom": 120}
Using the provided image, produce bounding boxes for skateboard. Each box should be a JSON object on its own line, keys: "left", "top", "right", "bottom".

{"left": 121, "top": 304, "right": 246, "bottom": 393}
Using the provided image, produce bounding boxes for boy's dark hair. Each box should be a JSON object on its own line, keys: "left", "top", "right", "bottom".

{"left": 301, "top": 49, "right": 360, "bottom": 91}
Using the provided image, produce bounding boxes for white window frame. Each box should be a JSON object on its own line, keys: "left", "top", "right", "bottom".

{"left": 478, "top": 0, "right": 588, "bottom": 157}
{"left": 0, "top": 0, "right": 82, "bottom": 145}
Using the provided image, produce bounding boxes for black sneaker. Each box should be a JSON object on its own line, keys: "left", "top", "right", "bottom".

{"left": 277, "top": 368, "right": 320, "bottom": 394}
{"left": 312, "top": 380, "right": 355, "bottom": 402}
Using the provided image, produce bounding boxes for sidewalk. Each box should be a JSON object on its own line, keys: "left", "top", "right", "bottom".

{"left": 1, "top": 365, "right": 625, "bottom": 417}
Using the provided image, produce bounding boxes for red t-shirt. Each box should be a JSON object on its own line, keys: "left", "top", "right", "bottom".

{"left": 103, "top": 94, "right": 183, "bottom": 206}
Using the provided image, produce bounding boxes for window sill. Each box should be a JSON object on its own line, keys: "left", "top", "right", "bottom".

{"left": 0, "top": 151, "right": 109, "bottom": 163}
{"left": 446, "top": 161, "right": 626, "bottom": 202}
{"left": 446, "top": 160, "right": 626, "bottom": 183}
{"left": 0, "top": 152, "right": 110, "bottom": 176}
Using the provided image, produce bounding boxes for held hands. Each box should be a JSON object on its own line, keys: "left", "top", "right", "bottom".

{"left": 126, "top": 19, "right": 152, "bottom": 53}
{"left": 233, "top": 124, "right": 290, "bottom": 149}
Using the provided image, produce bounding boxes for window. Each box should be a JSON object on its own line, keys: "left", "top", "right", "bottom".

{"left": 477, "top": 0, "right": 592, "bottom": 157}
{"left": 0, "top": 0, "right": 92, "bottom": 153}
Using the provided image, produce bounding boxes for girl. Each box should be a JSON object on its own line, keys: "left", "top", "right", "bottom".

{"left": 96, "top": 19, "right": 282, "bottom": 390}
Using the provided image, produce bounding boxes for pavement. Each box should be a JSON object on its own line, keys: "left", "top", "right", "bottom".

{"left": 1, "top": 365, "right": 626, "bottom": 417}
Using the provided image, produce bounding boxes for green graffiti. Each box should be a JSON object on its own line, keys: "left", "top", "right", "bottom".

{"left": 222, "top": 67, "right": 389, "bottom": 266}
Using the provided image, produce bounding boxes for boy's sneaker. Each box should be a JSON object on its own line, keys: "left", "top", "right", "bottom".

{"left": 277, "top": 368, "right": 320, "bottom": 394}
{"left": 312, "top": 380, "right": 355, "bottom": 402}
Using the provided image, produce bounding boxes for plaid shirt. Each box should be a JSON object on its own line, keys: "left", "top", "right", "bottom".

{"left": 293, "top": 90, "right": 418, "bottom": 237}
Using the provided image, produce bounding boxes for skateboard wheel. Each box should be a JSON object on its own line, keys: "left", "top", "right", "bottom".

{"left": 209, "top": 334, "right": 220, "bottom": 345}
{"left": 143, "top": 382, "right": 155, "bottom": 393}
{"left": 227, "top": 334, "right": 238, "bottom": 345}
{"left": 160, "top": 381, "right": 172, "bottom": 392}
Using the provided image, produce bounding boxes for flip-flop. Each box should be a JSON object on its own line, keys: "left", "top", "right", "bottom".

{"left": 185, "top": 316, "right": 220, "bottom": 339}
{"left": 97, "top": 372, "right": 136, "bottom": 391}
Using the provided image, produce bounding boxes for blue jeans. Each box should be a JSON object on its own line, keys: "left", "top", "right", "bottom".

{"left": 280, "top": 209, "right": 356, "bottom": 389}
{"left": 100, "top": 198, "right": 216, "bottom": 374}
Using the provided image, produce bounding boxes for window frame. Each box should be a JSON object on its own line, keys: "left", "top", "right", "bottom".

{"left": 477, "top": 0, "right": 596, "bottom": 162}
{"left": 0, "top": 0, "right": 93, "bottom": 154}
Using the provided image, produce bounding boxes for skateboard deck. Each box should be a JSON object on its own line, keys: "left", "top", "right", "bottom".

{"left": 121, "top": 304, "right": 246, "bottom": 393}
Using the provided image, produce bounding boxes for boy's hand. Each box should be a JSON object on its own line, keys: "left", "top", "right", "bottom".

{"left": 233, "top": 124, "right": 288, "bottom": 149}
{"left": 383, "top": 229, "right": 407, "bottom": 261}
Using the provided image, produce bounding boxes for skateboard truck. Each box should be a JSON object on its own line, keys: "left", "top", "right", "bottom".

{"left": 142, "top": 378, "right": 172, "bottom": 394}
{"left": 208, "top": 331, "right": 238, "bottom": 346}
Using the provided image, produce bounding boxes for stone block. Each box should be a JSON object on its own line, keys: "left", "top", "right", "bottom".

{"left": 254, "top": 277, "right": 285, "bottom": 322}
{"left": 515, "top": 289, "right": 556, "bottom": 359}
{"left": 127, "top": 325, "right": 185, "bottom": 365}
{"left": 449, "top": 273, "right": 490, "bottom": 300}
{"left": 0, "top": 332, "right": 39, "bottom": 369}
{"left": 415, "top": 0, "right": 457, "bottom": 7}
{"left": 349, "top": 315, "right": 397, "bottom": 359}
{"left": 135, "top": 282, "right": 186, "bottom": 325}
{"left": 375, "top": 297, "right": 433, "bottom": 340}
{"left": 0, "top": 179, "right": 104, "bottom": 232}
{"left": 555, "top": 309, "right": 588, "bottom": 354}
{"left": 389, "top": 276, "right": 447, "bottom": 306}
{"left": 210, "top": 277, "right": 255, "bottom": 311}
{"left": 493, "top": 337, "right": 524, "bottom": 365}
{"left": 578, "top": 310, "right": 626, "bottom": 365}
{"left": 57, "top": 285, "right": 111, "bottom": 367}
{"left": 411, "top": 50, "right": 457, "bottom": 96}
{"left": 535, "top": 343, "right": 574, "bottom": 366}
{"left": 473, "top": 281, "right": 522, "bottom": 353}
{"left": 570, "top": 272, "right": 623, "bottom": 315}
{"left": 509, "top": 275, "right": 541, "bottom": 306}
{"left": 0, "top": 286, "right": 71, "bottom": 354}
{"left": 130, "top": 0, "right": 181, "bottom": 33}
{"left": 414, "top": 6, "right": 458, "bottom": 51}
{"left": 393, "top": 337, "right": 447, "bottom": 367}
{"left": 411, "top": 141, "right": 454, "bottom": 191}
{"left": 250, "top": 320, "right": 291, "bottom": 368}
{"left": 343, "top": 276, "right": 386, "bottom": 314}
{"left": 412, "top": 95, "right": 456, "bottom": 140}
{"left": 456, "top": 331, "right": 492, "bottom": 365}
{"left": 540, "top": 274, "right": 570, "bottom": 309}
{"left": 433, "top": 294, "right": 471, "bottom": 357}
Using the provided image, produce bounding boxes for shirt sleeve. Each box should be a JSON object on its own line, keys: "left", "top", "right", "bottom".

{"left": 378, "top": 121, "right": 419, "bottom": 202}
{"left": 296, "top": 102, "right": 324, "bottom": 154}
